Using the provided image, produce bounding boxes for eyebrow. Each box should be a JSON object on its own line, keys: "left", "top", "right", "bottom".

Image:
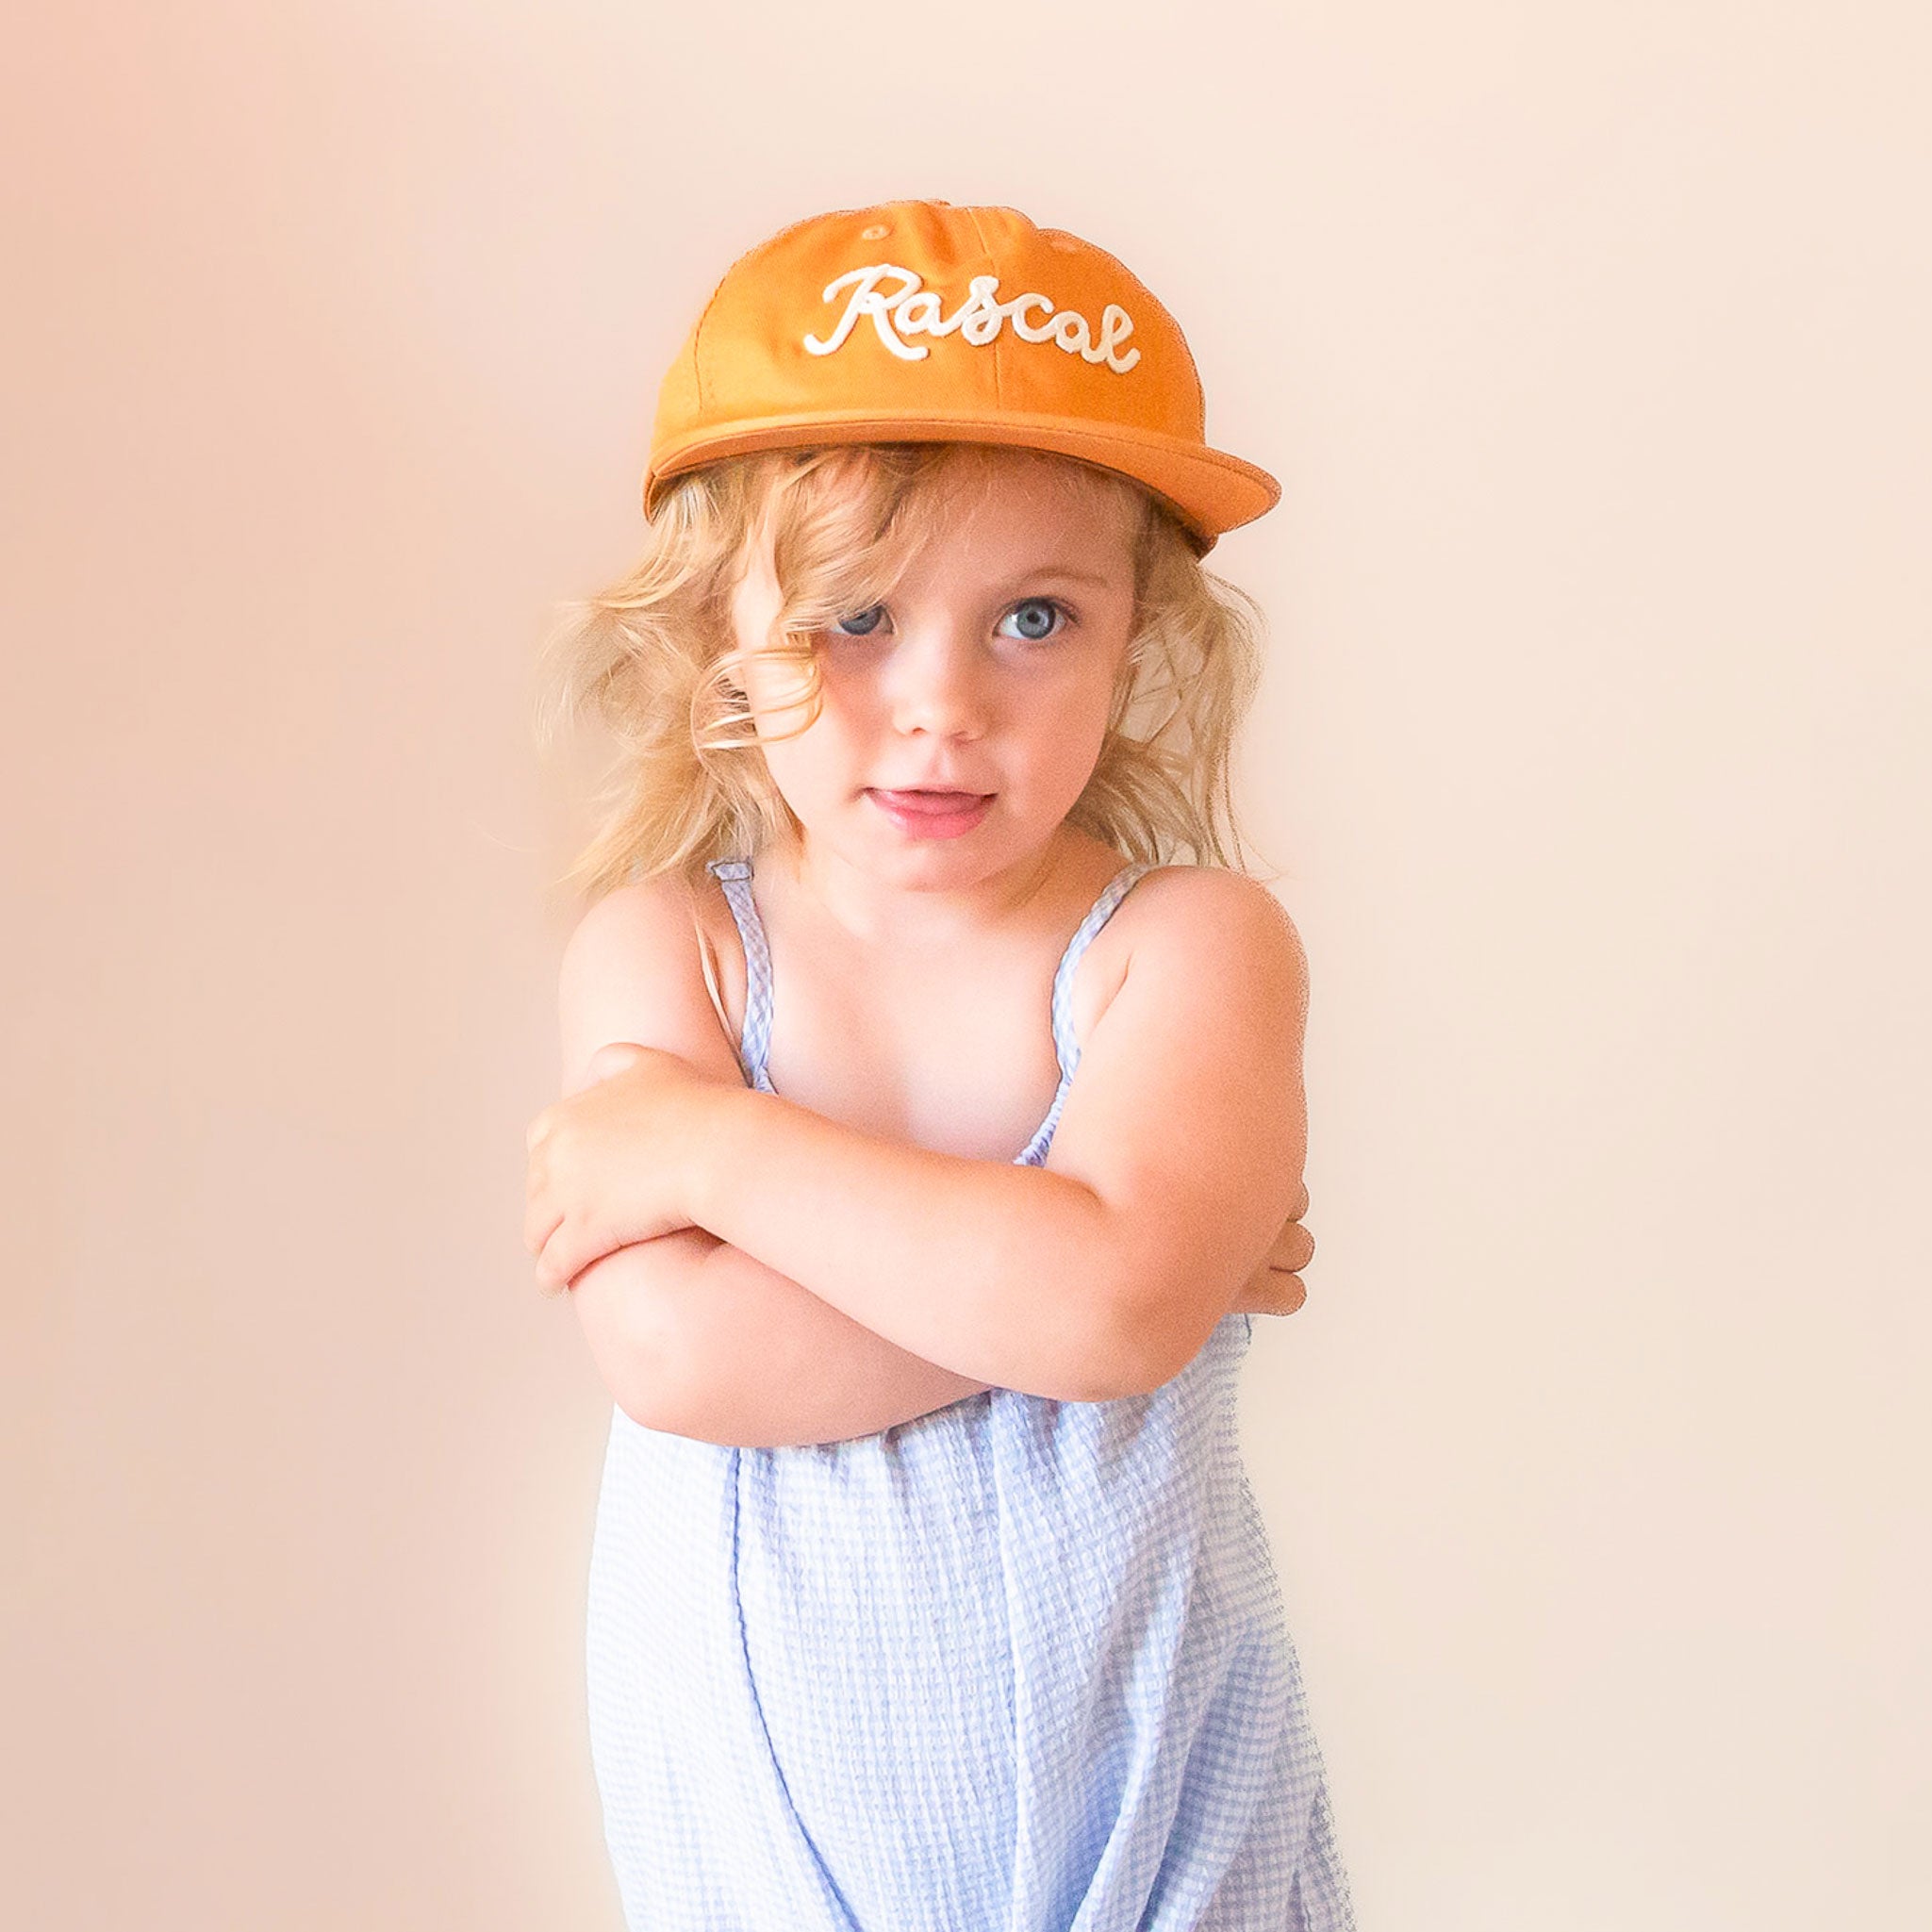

{"left": 991, "top": 564, "right": 1121, "bottom": 592}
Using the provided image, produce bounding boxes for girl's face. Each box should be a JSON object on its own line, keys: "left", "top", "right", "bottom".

{"left": 729, "top": 457, "right": 1140, "bottom": 894}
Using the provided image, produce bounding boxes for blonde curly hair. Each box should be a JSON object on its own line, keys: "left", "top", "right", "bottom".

{"left": 533, "top": 440, "right": 1278, "bottom": 904}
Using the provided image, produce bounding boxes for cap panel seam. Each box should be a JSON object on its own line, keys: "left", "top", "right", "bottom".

{"left": 691, "top": 205, "right": 855, "bottom": 416}
{"left": 689, "top": 272, "right": 726, "bottom": 417}
{"left": 1056, "top": 229, "right": 1209, "bottom": 425}
{"left": 963, "top": 205, "right": 1004, "bottom": 411}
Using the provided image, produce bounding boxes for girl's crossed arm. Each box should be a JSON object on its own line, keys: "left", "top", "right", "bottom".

{"left": 574, "top": 1232, "right": 994, "bottom": 1447}
{"left": 531, "top": 867, "right": 1310, "bottom": 1408}
{"left": 544, "top": 878, "right": 999, "bottom": 1444}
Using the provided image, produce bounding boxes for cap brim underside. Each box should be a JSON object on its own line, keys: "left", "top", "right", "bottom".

{"left": 644, "top": 409, "right": 1280, "bottom": 555}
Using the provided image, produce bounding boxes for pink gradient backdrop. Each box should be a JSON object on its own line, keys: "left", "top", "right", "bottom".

{"left": 5, "top": 5, "right": 1926, "bottom": 1926}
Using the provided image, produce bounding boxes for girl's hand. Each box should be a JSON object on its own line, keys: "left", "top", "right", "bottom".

{"left": 523, "top": 1042, "right": 715, "bottom": 1296}
{"left": 1229, "top": 1180, "right": 1313, "bottom": 1320}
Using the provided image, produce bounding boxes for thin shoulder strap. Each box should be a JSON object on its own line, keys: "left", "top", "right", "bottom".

{"left": 1049, "top": 862, "right": 1162, "bottom": 1082}
{"left": 705, "top": 857, "right": 773, "bottom": 1090}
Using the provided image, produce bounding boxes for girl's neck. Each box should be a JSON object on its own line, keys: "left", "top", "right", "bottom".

{"left": 765, "top": 823, "right": 1098, "bottom": 956}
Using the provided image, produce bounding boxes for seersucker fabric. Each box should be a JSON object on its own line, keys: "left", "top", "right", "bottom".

{"left": 585, "top": 854, "right": 1355, "bottom": 1929}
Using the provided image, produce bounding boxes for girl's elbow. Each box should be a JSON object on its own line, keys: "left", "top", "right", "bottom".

{"left": 620, "top": 1303, "right": 698, "bottom": 1434}
{"left": 1104, "top": 1275, "right": 1224, "bottom": 1399}
{"left": 1079, "top": 1290, "right": 1179, "bottom": 1402}
{"left": 616, "top": 1360, "right": 684, "bottom": 1433}
{"left": 601, "top": 1336, "right": 684, "bottom": 1433}
{"left": 570, "top": 1246, "right": 695, "bottom": 1432}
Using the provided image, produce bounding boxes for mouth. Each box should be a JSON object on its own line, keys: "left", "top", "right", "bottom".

{"left": 864, "top": 788, "right": 997, "bottom": 837}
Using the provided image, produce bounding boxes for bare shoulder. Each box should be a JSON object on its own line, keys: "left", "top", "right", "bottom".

{"left": 1129, "top": 864, "right": 1304, "bottom": 949}
{"left": 1086, "top": 863, "right": 1308, "bottom": 1041}
{"left": 555, "top": 870, "right": 745, "bottom": 1096}
{"left": 557, "top": 870, "right": 697, "bottom": 1016}
{"left": 1041, "top": 860, "right": 1312, "bottom": 1393}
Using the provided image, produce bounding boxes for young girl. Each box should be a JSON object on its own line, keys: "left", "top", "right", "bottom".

{"left": 524, "top": 200, "right": 1356, "bottom": 1930}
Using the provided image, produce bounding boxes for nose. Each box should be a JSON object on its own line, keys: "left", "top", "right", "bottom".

{"left": 883, "top": 621, "right": 990, "bottom": 742}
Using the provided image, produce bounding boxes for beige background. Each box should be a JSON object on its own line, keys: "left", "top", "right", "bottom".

{"left": 6, "top": 4, "right": 1927, "bottom": 1926}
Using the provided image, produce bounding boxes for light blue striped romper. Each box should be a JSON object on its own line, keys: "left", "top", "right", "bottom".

{"left": 585, "top": 854, "right": 1355, "bottom": 1930}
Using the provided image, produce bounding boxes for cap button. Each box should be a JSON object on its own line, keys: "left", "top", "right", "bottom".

{"left": 860, "top": 223, "right": 889, "bottom": 239}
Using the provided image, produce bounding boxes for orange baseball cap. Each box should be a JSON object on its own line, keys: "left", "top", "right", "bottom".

{"left": 642, "top": 199, "right": 1280, "bottom": 557}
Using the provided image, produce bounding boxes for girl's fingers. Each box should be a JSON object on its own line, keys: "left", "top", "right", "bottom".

{"left": 1257, "top": 1268, "right": 1307, "bottom": 1316}
{"left": 1270, "top": 1217, "right": 1314, "bottom": 1274}
{"left": 1230, "top": 1209, "right": 1316, "bottom": 1319}
{"left": 523, "top": 1196, "right": 552, "bottom": 1256}
{"left": 1230, "top": 1262, "right": 1308, "bottom": 1318}
{"left": 525, "top": 1199, "right": 565, "bottom": 1267}
{"left": 535, "top": 1238, "right": 571, "bottom": 1297}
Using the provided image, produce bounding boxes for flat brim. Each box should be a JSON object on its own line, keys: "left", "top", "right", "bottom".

{"left": 644, "top": 408, "right": 1280, "bottom": 557}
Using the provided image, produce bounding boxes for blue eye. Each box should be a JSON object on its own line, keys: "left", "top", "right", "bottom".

{"left": 829, "top": 597, "right": 1074, "bottom": 643}
{"left": 999, "top": 597, "right": 1071, "bottom": 643}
